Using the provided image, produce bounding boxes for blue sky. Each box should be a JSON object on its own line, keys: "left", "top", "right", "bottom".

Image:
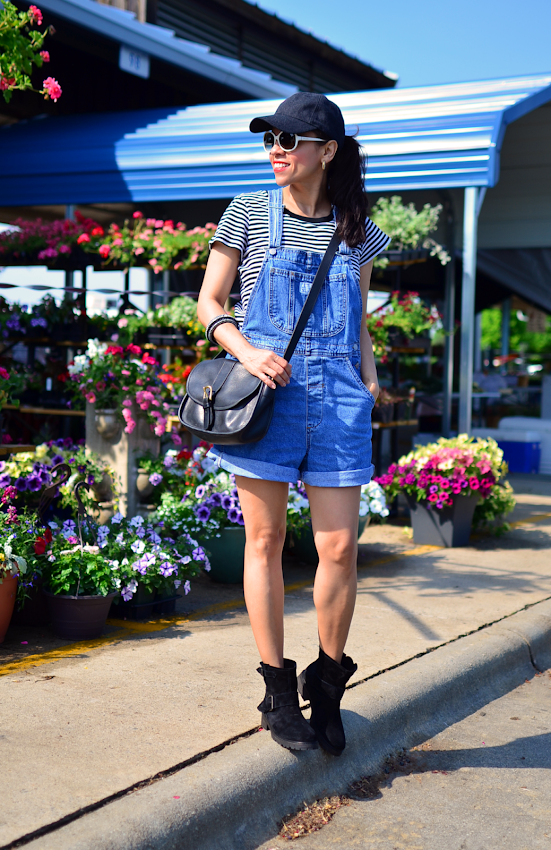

{"left": 256, "top": 0, "right": 551, "bottom": 88}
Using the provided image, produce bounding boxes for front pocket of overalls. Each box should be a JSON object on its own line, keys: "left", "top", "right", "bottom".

{"left": 268, "top": 268, "right": 347, "bottom": 337}
{"left": 344, "top": 358, "right": 376, "bottom": 405}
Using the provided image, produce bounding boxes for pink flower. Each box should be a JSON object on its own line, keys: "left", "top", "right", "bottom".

{"left": 66, "top": 536, "right": 79, "bottom": 544}
{"left": 77, "top": 233, "right": 90, "bottom": 244}
{"left": 43, "top": 77, "right": 62, "bottom": 102}
{"left": 38, "top": 247, "right": 58, "bottom": 260}
{"left": 122, "top": 399, "right": 132, "bottom": 408}
{"left": 58, "top": 244, "right": 71, "bottom": 254}
{"left": 428, "top": 493, "right": 439, "bottom": 502}
{"left": 121, "top": 369, "right": 130, "bottom": 376}
{"left": 469, "top": 477, "right": 480, "bottom": 490}
{"left": 122, "top": 407, "right": 135, "bottom": 433}
{"left": 96, "top": 380, "right": 106, "bottom": 391}
{"left": 117, "top": 317, "right": 128, "bottom": 328}
{"left": 29, "top": 5, "right": 43, "bottom": 24}
{"left": 476, "top": 460, "right": 491, "bottom": 474}
{"left": 85, "top": 391, "right": 96, "bottom": 403}
{"left": 134, "top": 247, "right": 145, "bottom": 255}
{"left": 99, "top": 244, "right": 110, "bottom": 259}
{"left": 133, "top": 211, "right": 143, "bottom": 219}
{"left": 0, "top": 366, "right": 9, "bottom": 380}
{"left": 40, "top": 50, "right": 50, "bottom": 62}
{"left": 171, "top": 433, "right": 183, "bottom": 446}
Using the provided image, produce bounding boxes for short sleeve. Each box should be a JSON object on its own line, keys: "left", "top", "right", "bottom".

{"left": 359, "top": 218, "right": 391, "bottom": 266}
{"left": 209, "top": 195, "right": 249, "bottom": 259}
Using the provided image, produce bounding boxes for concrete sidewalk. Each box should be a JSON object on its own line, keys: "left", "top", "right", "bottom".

{"left": 2, "top": 479, "right": 551, "bottom": 848}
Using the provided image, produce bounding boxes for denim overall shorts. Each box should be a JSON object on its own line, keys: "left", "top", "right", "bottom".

{"left": 208, "top": 189, "right": 375, "bottom": 487}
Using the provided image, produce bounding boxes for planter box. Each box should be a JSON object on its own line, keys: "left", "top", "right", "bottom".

{"left": 109, "top": 592, "right": 181, "bottom": 621}
{"left": 406, "top": 493, "right": 481, "bottom": 547}
{"left": 207, "top": 526, "right": 246, "bottom": 583}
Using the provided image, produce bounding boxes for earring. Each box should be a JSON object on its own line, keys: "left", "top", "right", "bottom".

{"left": 321, "top": 161, "right": 326, "bottom": 171}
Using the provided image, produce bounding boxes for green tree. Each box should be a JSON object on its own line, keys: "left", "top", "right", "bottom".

{"left": 481, "top": 308, "right": 551, "bottom": 354}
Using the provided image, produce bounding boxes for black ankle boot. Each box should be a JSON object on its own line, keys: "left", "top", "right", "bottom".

{"left": 257, "top": 659, "right": 318, "bottom": 751}
{"left": 298, "top": 648, "right": 357, "bottom": 756}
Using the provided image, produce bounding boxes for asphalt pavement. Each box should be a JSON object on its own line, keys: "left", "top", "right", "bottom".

{"left": 256, "top": 670, "right": 551, "bottom": 850}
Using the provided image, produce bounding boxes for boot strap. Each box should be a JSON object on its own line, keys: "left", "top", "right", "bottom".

{"left": 309, "top": 674, "right": 345, "bottom": 702}
{"left": 257, "top": 691, "right": 299, "bottom": 713}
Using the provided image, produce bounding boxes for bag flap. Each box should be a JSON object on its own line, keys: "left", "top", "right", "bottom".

{"left": 186, "top": 359, "right": 263, "bottom": 409}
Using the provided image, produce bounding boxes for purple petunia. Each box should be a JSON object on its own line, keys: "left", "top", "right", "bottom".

{"left": 27, "top": 476, "right": 42, "bottom": 492}
{"left": 192, "top": 547, "right": 206, "bottom": 561}
{"left": 195, "top": 504, "right": 211, "bottom": 522}
{"left": 221, "top": 494, "right": 233, "bottom": 511}
{"left": 0, "top": 473, "right": 11, "bottom": 487}
{"left": 15, "top": 477, "right": 28, "bottom": 491}
{"left": 195, "top": 485, "right": 206, "bottom": 499}
{"left": 149, "top": 472, "right": 163, "bottom": 486}
{"left": 227, "top": 507, "right": 240, "bottom": 524}
{"left": 207, "top": 493, "right": 222, "bottom": 507}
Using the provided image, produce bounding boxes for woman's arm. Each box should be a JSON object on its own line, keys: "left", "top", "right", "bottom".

{"left": 359, "top": 260, "right": 379, "bottom": 401}
{"left": 197, "top": 242, "right": 291, "bottom": 389}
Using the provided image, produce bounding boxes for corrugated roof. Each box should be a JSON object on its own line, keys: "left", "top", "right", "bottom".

{"left": 24, "top": 0, "right": 297, "bottom": 99}
{"left": 1, "top": 74, "right": 551, "bottom": 205}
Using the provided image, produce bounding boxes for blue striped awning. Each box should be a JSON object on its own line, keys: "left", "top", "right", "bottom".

{"left": 1, "top": 74, "right": 550, "bottom": 205}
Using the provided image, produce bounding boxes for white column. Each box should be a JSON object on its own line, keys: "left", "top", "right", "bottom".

{"left": 458, "top": 187, "right": 483, "bottom": 435}
{"left": 442, "top": 257, "right": 455, "bottom": 437}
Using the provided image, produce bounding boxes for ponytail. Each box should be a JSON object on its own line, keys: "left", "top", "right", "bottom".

{"left": 325, "top": 135, "right": 367, "bottom": 248}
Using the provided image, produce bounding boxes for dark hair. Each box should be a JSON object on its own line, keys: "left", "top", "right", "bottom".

{"left": 320, "top": 134, "right": 367, "bottom": 248}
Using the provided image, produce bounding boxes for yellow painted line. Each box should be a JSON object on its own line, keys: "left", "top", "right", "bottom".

{"left": 3, "top": 510, "right": 551, "bottom": 679}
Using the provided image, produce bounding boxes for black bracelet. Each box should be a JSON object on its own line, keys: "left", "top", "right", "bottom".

{"left": 205, "top": 314, "right": 239, "bottom": 344}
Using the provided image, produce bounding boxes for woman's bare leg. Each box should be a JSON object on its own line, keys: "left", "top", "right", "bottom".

{"left": 305, "top": 484, "right": 361, "bottom": 662}
{"left": 235, "top": 476, "right": 289, "bottom": 668}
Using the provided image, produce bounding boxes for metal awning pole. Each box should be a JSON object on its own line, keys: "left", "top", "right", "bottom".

{"left": 500, "top": 297, "right": 511, "bottom": 374}
{"left": 442, "top": 257, "right": 455, "bottom": 437}
{"left": 458, "top": 186, "right": 483, "bottom": 435}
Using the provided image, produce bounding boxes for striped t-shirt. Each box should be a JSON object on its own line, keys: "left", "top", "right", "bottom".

{"left": 211, "top": 191, "right": 390, "bottom": 324}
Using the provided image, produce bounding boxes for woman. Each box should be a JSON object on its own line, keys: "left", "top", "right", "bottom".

{"left": 197, "top": 92, "right": 389, "bottom": 756}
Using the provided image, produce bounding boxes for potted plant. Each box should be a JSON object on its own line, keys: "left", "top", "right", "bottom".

{"left": 153, "top": 444, "right": 246, "bottom": 583}
{"left": 286, "top": 481, "right": 390, "bottom": 565}
{"left": 96, "top": 512, "right": 209, "bottom": 618}
{"left": 0, "top": 495, "right": 35, "bottom": 641}
{"left": 67, "top": 339, "right": 172, "bottom": 438}
{"left": 370, "top": 196, "right": 451, "bottom": 269}
{"left": 375, "top": 435, "right": 514, "bottom": 547}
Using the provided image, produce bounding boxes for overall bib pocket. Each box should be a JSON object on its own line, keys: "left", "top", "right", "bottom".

{"left": 268, "top": 266, "right": 347, "bottom": 337}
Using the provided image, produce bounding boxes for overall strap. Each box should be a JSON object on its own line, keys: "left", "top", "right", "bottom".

{"left": 268, "top": 188, "right": 283, "bottom": 249}
{"left": 282, "top": 229, "right": 341, "bottom": 362}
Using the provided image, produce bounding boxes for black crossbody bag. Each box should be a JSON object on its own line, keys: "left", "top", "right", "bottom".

{"left": 178, "top": 231, "right": 341, "bottom": 445}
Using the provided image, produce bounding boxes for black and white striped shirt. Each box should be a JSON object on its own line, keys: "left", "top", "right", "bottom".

{"left": 211, "top": 191, "right": 390, "bottom": 323}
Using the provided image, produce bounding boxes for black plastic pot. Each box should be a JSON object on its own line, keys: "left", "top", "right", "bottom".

{"left": 406, "top": 493, "right": 481, "bottom": 547}
{"left": 147, "top": 328, "right": 187, "bottom": 346}
{"left": 43, "top": 589, "right": 117, "bottom": 640}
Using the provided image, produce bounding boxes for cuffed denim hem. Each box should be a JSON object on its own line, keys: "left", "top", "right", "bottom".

{"left": 301, "top": 464, "right": 374, "bottom": 488}
{"left": 208, "top": 449, "right": 299, "bottom": 483}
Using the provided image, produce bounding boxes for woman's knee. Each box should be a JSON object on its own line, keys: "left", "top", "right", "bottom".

{"left": 246, "top": 524, "right": 286, "bottom": 561}
{"left": 316, "top": 530, "right": 357, "bottom": 570}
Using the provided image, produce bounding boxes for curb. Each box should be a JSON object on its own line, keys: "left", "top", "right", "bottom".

{"left": 18, "top": 599, "right": 551, "bottom": 850}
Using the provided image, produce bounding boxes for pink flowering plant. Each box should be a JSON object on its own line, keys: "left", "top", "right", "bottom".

{"left": 0, "top": 213, "right": 102, "bottom": 265}
{"left": 366, "top": 291, "right": 441, "bottom": 359}
{"left": 0, "top": 2, "right": 61, "bottom": 103}
{"left": 67, "top": 339, "right": 172, "bottom": 436}
{"left": 375, "top": 435, "right": 515, "bottom": 532}
{"left": 80, "top": 212, "right": 217, "bottom": 273}
{"left": 0, "top": 364, "right": 25, "bottom": 410}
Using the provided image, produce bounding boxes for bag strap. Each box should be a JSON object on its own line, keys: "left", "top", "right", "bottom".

{"left": 282, "top": 229, "right": 341, "bottom": 362}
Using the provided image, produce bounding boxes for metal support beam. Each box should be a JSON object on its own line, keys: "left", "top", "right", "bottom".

{"left": 458, "top": 186, "right": 483, "bottom": 435}
{"left": 501, "top": 296, "right": 511, "bottom": 374}
{"left": 65, "top": 205, "right": 75, "bottom": 293}
{"left": 442, "top": 257, "right": 455, "bottom": 437}
{"left": 474, "top": 312, "right": 482, "bottom": 372}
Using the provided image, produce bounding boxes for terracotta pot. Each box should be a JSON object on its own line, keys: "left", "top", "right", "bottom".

{"left": 136, "top": 470, "right": 154, "bottom": 499}
{"left": 0, "top": 574, "right": 17, "bottom": 643}
{"left": 43, "top": 589, "right": 117, "bottom": 640}
{"left": 95, "top": 410, "right": 121, "bottom": 440}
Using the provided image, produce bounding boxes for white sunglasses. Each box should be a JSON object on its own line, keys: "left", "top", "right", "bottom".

{"left": 263, "top": 130, "right": 326, "bottom": 153}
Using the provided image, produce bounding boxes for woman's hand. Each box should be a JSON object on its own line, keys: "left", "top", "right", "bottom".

{"left": 239, "top": 346, "right": 292, "bottom": 390}
{"left": 367, "top": 380, "right": 379, "bottom": 402}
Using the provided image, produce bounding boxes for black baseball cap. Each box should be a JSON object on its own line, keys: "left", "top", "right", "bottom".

{"left": 250, "top": 92, "right": 345, "bottom": 148}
